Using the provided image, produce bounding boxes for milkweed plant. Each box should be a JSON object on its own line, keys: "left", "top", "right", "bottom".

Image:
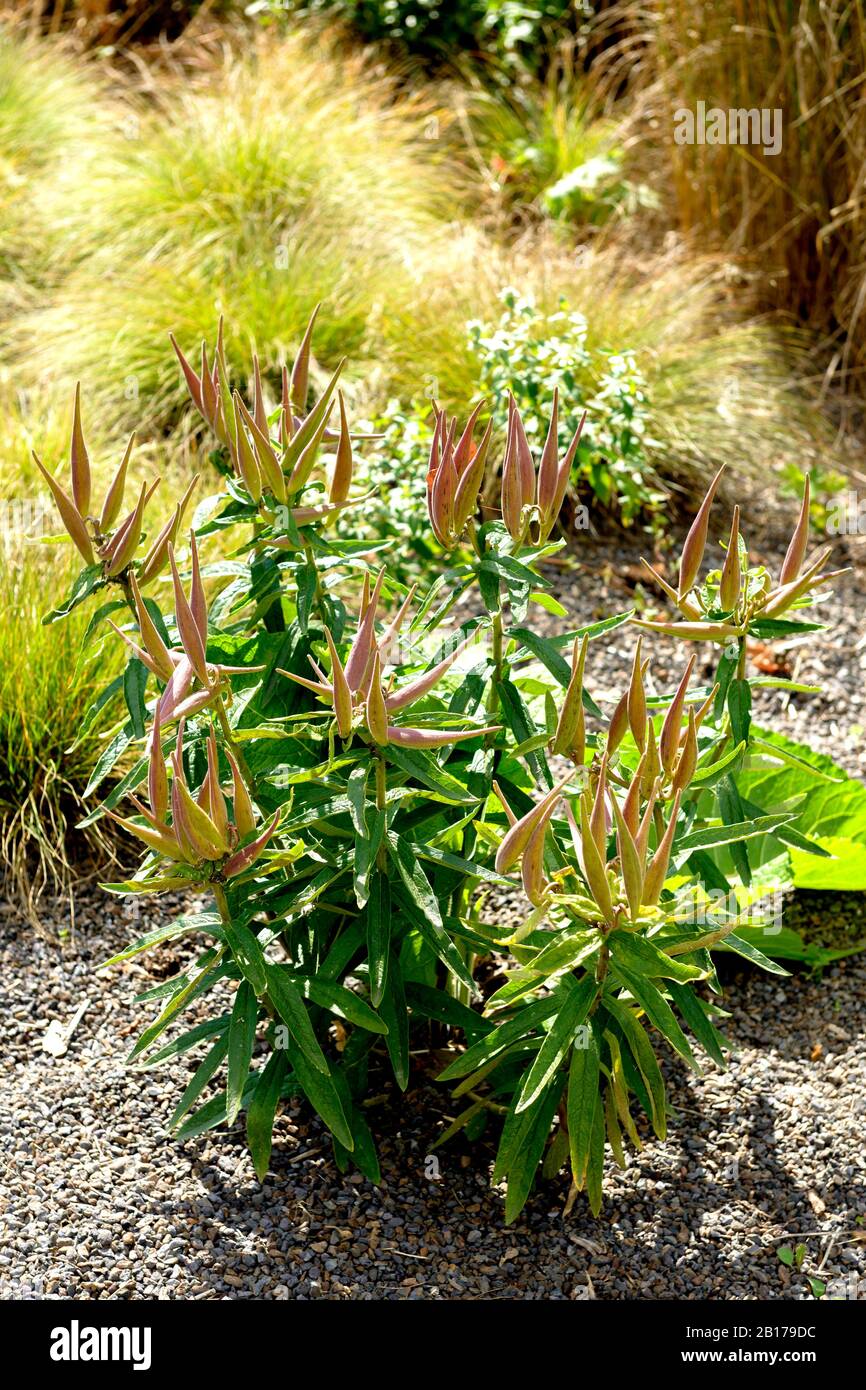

{"left": 38, "top": 310, "right": 843, "bottom": 1220}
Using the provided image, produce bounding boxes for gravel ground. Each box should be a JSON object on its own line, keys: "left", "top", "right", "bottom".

{"left": 2, "top": 504, "right": 865, "bottom": 1302}
{"left": 1, "top": 892, "right": 865, "bottom": 1301}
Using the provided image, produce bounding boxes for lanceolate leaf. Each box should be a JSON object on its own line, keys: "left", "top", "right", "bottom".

{"left": 378, "top": 953, "right": 410, "bottom": 1091}
{"left": 247, "top": 1050, "right": 288, "bottom": 1180}
{"left": 607, "top": 930, "right": 705, "bottom": 984}
{"left": 226, "top": 981, "right": 259, "bottom": 1126}
{"left": 603, "top": 997, "right": 667, "bottom": 1140}
{"left": 286, "top": 1039, "right": 353, "bottom": 1150}
{"left": 615, "top": 968, "right": 700, "bottom": 1072}
{"left": 266, "top": 965, "right": 329, "bottom": 1075}
{"left": 567, "top": 1026, "right": 600, "bottom": 1186}
{"left": 169, "top": 1034, "right": 229, "bottom": 1131}
{"left": 515, "top": 976, "right": 598, "bottom": 1112}
{"left": 366, "top": 867, "right": 391, "bottom": 1008}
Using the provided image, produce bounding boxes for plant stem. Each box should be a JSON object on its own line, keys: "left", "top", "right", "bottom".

{"left": 486, "top": 605, "right": 504, "bottom": 729}
{"left": 736, "top": 635, "right": 747, "bottom": 680}
{"left": 215, "top": 693, "right": 257, "bottom": 796}
{"left": 303, "top": 541, "right": 329, "bottom": 627}
{"left": 375, "top": 750, "right": 387, "bottom": 870}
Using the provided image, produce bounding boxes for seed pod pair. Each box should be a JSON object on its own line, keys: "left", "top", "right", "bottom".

{"left": 34, "top": 386, "right": 157, "bottom": 576}
{"left": 551, "top": 632, "right": 588, "bottom": 761}
{"left": 494, "top": 774, "right": 574, "bottom": 907}
{"left": 500, "top": 392, "right": 585, "bottom": 545}
{"left": 426, "top": 402, "right": 492, "bottom": 548}
{"left": 279, "top": 577, "right": 495, "bottom": 748}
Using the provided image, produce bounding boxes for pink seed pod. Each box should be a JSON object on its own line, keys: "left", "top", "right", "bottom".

{"left": 99, "top": 434, "right": 134, "bottom": 533}
{"left": 223, "top": 811, "right": 281, "bottom": 879}
{"left": 677, "top": 465, "right": 725, "bottom": 599}
{"left": 719, "top": 506, "right": 741, "bottom": 611}
{"left": 69, "top": 383, "right": 91, "bottom": 519}
{"left": 779, "top": 475, "right": 811, "bottom": 585}
{"left": 495, "top": 772, "right": 574, "bottom": 874}
{"left": 32, "top": 452, "right": 94, "bottom": 565}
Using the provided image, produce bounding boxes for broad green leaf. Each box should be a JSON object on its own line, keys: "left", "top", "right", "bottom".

{"left": 789, "top": 836, "right": 866, "bottom": 890}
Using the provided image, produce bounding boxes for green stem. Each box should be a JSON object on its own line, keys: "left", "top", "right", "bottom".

{"left": 375, "top": 751, "right": 387, "bottom": 870}
{"left": 736, "top": 635, "right": 747, "bottom": 681}
{"left": 303, "top": 541, "right": 329, "bottom": 627}
{"left": 486, "top": 605, "right": 504, "bottom": 730}
{"left": 215, "top": 693, "right": 257, "bottom": 797}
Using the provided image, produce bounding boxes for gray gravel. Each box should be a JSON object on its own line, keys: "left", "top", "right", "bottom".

{"left": 1, "top": 500, "right": 865, "bottom": 1301}
{"left": 1, "top": 889, "right": 865, "bottom": 1301}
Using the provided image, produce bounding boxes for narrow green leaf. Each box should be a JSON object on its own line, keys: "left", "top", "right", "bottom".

{"left": 585, "top": 1089, "right": 606, "bottom": 1216}
{"left": 287, "top": 1040, "right": 353, "bottom": 1150}
{"left": 607, "top": 930, "right": 705, "bottom": 984}
{"left": 123, "top": 658, "right": 148, "bottom": 740}
{"left": 722, "top": 931, "right": 792, "bottom": 976}
{"left": 515, "top": 976, "right": 598, "bottom": 1112}
{"left": 169, "top": 1034, "right": 229, "bottom": 1130}
{"left": 366, "top": 867, "right": 391, "bottom": 1007}
{"left": 616, "top": 968, "right": 700, "bottom": 1072}
{"left": 503, "top": 1082, "right": 563, "bottom": 1224}
{"left": 226, "top": 981, "right": 259, "bottom": 1126}
{"left": 302, "top": 978, "right": 388, "bottom": 1034}
{"left": 438, "top": 995, "right": 559, "bottom": 1081}
{"left": 377, "top": 953, "right": 410, "bottom": 1091}
{"left": 220, "top": 917, "right": 267, "bottom": 996}
{"left": 247, "top": 1050, "right": 288, "bottom": 1180}
{"left": 727, "top": 677, "right": 752, "bottom": 746}
{"left": 266, "top": 964, "right": 329, "bottom": 1074}
{"left": 603, "top": 996, "right": 666, "bottom": 1140}
{"left": 666, "top": 982, "right": 727, "bottom": 1067}
{"left": 566, "top": 1028, "right": 600, "bottom": 1186}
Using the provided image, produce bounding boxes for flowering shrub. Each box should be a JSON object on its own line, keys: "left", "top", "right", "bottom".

{"left": 469, "top": 289, "right": 664, "bottom": 524}
{"left": 40, "top": 311, "right": 841, "bottom": 1218}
